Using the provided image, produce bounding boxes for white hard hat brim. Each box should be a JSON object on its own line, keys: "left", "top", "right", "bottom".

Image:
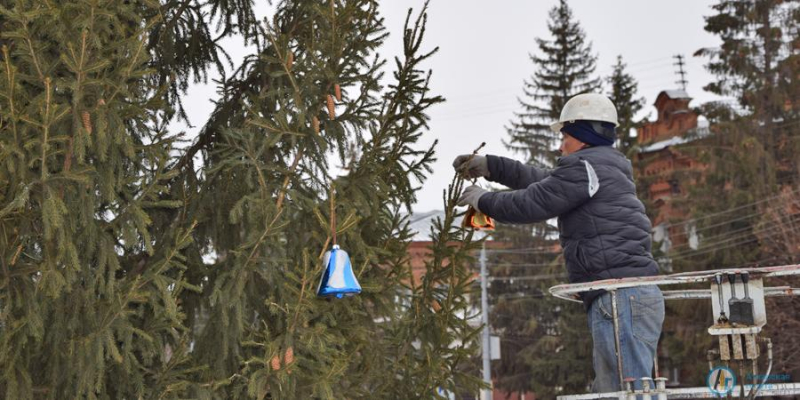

{"left": 550, "top": 121, "right": 563, "bottom": 134}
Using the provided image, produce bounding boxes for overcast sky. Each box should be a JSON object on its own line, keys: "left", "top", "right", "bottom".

{"left": 176, "top": 0, "right": 725, "bottom": 213}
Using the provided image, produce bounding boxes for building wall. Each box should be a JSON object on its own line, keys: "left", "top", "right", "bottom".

{"left": 407, "top": 241, "right": 437, "bottom": 287}
{"left": 636, "top": 92, "right": 702, "bottom": 246}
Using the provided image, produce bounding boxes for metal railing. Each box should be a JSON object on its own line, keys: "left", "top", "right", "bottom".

{"left": 549, "top": 264, "right": 800, "bottom": 400}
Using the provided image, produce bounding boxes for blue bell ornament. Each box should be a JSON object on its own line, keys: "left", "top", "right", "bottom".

{"left": 317, "top": 244, "right": 361, "bottom": 298}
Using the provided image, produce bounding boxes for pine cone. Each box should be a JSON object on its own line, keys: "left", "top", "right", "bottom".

{"left": 312, "top": 116, "right": 320, "bottom": 134}
{"left": 82, "top": 111, "right": 92, "bottom": 135}
{"left": 270, "top": 355, "right": 281, "bottom": 370}
{"left": 334, "top": 84, "right": 342, "bottom": 102}
{"left": 286, "top": 52, "right": 294, "bottom": 70}
{"left": 326, "top": 95, "right": 335, "bottom": 119}
{"left": 284, "top": 347, "right": 294, "bottom": 365}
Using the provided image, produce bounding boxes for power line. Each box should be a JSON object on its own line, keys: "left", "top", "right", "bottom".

{"left": 460, "top": 194, "right": 796, "bottom": 260}
{"left": 429, "top": 57, "right": 694, "bottom": 122}
{"left": 434, "top": 75, "right": 679, "bottom": 122}
{"left": 466, "top": 188, "right": 799, "bottom": 257}
{"left": 621, "top": 56, "right": 675, "bottom": 68}
{"left": 668, "top": 236, "right": 763, "bottom": 263}
{"left": 478, "top": 223, "right": 796, "bottom": 281}
{"left": 657, "top": 186, "right": 800, "bottom": 230}
{"left": 632, "top": 64, "right": 683, "bottom": 79}
{"left": 481, "top": 219, "right": 798, "bottom": 279}
{"left": 494, "top": 294, "right": 547, "bottom": 301}
{"left": 667, "top": 222, "right": 767, "bottom": 253}
{"left": 482, "top": 263, "right": 560, "bottom": 271}
{"left": 699, "top": 215, "right": 798, "bottom": 250}
{"left": 666, "top": 218, "right": 800, "bottom": 262}
{"left": 488, "top": 273, "right": 567, "bottom": 282}
{"left": 433, "top": 100, "right": 517, "bottom": 116}
{"left": 669, "top": 215, "right": 799, "bottom": 259}
{"left": 681, "top": 207, "right": 779, "bottom": 234}
{"left": 485, "top": 247, "right": 561, "bottom": 255}
{"left": 664, "top": 209, "right": 764, "bottom": 241}
{"left": 487, "top": 262, "right": 559, "bottom": 269}
{"left": 667, "top": 208, "right": 799, "bottom": 253}
{"left": 730, "top": 255, "right": 789, "bottom": 269}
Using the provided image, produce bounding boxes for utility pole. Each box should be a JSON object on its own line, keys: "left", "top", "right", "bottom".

{"left": 673, "top": 54, "right": 688, "bottom": 91}
{"left": 480, "top": 243, "right": 492, "bottom": 400}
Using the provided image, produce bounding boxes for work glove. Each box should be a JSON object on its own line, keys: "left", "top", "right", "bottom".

{"left": 457, "top": 185, "right": 488, "bottom": 212}
{"left": 452, "top": 155, "right": 490, "bottom": 179}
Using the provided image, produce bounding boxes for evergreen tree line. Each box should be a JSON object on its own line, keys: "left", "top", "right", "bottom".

{"left": 0, "top": 1, "right": 484, "bottom": 399}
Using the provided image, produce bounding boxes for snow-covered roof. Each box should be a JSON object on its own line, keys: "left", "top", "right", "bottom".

{"left": 639, "top": 126, "right": 711, "bottom": 153}
{"left": 660, "top": 89, "right": 691, "bottom": 100}
{"left": 408, "top": 210, "right": 489, "bottom": 242}
{"left": 640, "top": 135, "right": 689, "bottom": 153}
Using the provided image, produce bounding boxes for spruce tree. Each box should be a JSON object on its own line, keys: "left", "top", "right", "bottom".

{"left": 491, "top": 0, "right": 600, "bottom": 395}
{"left": 695, "top": 0, "right": 799, "bottom": 184}
{"left": 606, "top": 55, "right": 644, "bottom": 156}
{"left": 0, "top": 1, "right": 483, "bottom": 399}
{"left": 0, "top": 1, "right": 200, "bottom": 397}
{"left": 505, "top": 0, "right": 601, "bottom": 167}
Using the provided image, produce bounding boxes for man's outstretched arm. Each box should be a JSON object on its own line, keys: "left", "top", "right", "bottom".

{"left": 477, "top": 157, "right": 595, "bottom": 224}
{"left": 486, "top": 155, "right": 553, "bottom": 190}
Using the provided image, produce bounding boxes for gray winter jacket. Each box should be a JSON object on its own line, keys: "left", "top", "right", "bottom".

{"left": 478, "top": 146, "right": 659, "bottom": 309}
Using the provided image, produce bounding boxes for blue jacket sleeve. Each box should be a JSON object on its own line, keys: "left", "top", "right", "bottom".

{"left": 486, "top": 155, "right": 552, "bottom": 190}
{"left": 478, "top": 156, "right": 593, "bottom": 224}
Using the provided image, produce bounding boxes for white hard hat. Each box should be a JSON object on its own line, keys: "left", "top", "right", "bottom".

{"left": 550, "top": 93, "right": 619, "bottom": 134}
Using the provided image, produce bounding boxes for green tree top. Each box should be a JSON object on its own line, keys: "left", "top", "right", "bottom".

{"left": 506, "top": 0, "right": 601, "bottom": 167}
{"left": 606, "top": 55, "right": 644, "bottom": 155}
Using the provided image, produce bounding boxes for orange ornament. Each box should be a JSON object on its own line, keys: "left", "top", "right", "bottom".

{"left": 462, "top": 207, "right": 495, "bottom": 231}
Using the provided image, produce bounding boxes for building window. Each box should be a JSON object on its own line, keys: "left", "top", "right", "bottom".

{"left": 670, "top": 180, "right": 681, "bottom": 194}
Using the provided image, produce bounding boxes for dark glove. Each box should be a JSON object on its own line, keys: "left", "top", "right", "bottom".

{"left": 457, "top": 185, "right": 488, "bottom": 212}
{"left": 452, "top": 155, "right": 490, "bottom": 179}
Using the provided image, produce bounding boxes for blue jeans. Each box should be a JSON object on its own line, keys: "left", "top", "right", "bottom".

{"left": 588, "top": 285, "right": 665, "bottom": 394}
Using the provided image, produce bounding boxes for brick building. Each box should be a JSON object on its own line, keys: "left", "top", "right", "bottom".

{"left": 636, "top": 90, "right": 708, "bottom": 253}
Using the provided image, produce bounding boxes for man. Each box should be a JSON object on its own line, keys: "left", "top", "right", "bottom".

{"left": 453, "top": 93, "right": 664, "bottom": 393}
